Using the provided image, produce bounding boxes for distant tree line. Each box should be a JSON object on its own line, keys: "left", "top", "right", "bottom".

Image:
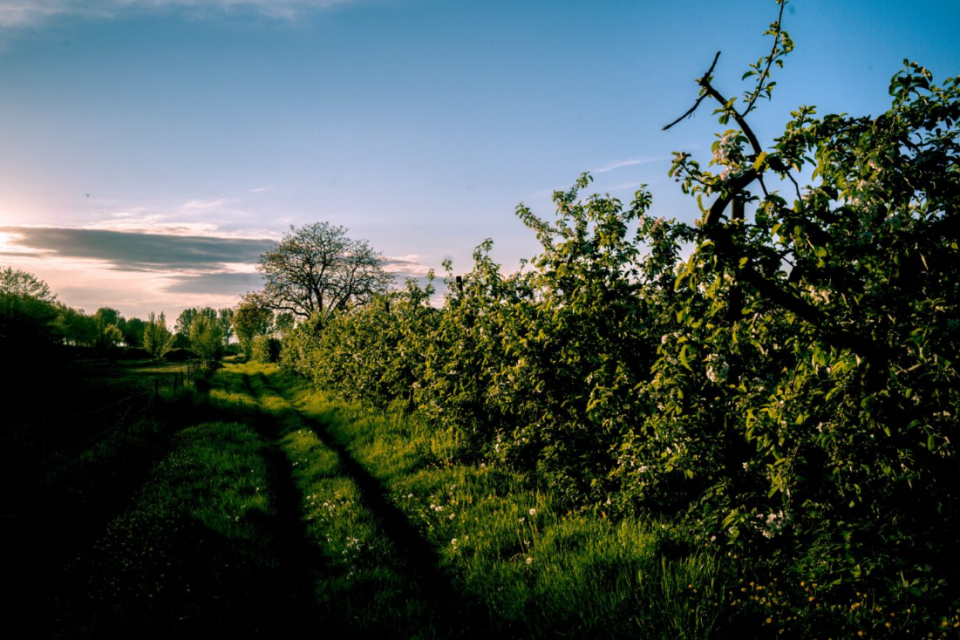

{"left": 1, "top": 219, "right": 394, "bottom": 366}
{"left": 0, "top": 266, "right": 243, "bottom": 364}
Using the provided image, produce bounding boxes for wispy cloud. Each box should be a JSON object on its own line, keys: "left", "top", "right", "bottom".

{"left": 182, "top": 197, "right": 227, "bottom": 211}
{"left": 84, "top": 219, "right": 226, "bottom": 236}
{"left": 383, "top": 254, "right": 432, "bottom": 278}
{"left": 78, "top": 192, "right": 284, "bottom": 238}
{"left": 0, "top": 0, "right": 382, "bottom": 30}
{"left": 592, "top": 157, "right": 665, "bottom": 174}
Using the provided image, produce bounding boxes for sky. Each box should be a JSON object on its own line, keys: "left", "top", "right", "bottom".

{"left": 0, "top": 0, "right": 958, "bottom": 320}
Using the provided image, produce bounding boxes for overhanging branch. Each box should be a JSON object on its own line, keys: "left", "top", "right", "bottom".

{"left": 663, "top": 51, "right": 722, "bottom": 132}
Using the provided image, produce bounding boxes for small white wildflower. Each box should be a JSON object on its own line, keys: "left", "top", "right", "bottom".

{"left": 529, "top": 508, "right": 536, "bottom": 516}
{"left": 526, "top": 557, "right": 533, "bottom": 565}
{"left": 451, "top": 538, "right": 458, "bottom": 546}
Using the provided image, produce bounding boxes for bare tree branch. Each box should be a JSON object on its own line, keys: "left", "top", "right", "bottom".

{"left": 662, "top": 51, "right": 722, "bottom": 132}
{"left": 252, "top": 223, "right": 394, "bottom": 322}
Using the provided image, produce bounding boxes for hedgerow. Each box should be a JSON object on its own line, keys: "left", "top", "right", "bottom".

{"left": 280, "top": 5, "right": 960, "bottom": 635}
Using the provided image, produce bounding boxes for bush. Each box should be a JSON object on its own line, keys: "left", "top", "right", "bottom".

{"left": 250, "top": 336, "right": 280, "bottom": 363}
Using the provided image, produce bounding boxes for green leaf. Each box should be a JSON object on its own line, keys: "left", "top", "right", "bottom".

{"left": 752, "top": 151, "right": 768, "bottom": 171}
{"left": 679, "top": 344, "right": 693, "bottom": 371}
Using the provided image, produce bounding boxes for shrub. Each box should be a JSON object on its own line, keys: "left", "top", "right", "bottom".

{"left": 250, "top": 336, "right": 281, "bottom": 363}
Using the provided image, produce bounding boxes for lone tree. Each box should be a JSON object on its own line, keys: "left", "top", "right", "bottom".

{"left": 249, "top": 222, "right": 393, "bottom": 323}
{"left": 188, "top": 313, "right": 223, "bottom": 363}
{"left": 142, "top": 312, "right": 175, "bottom": 359}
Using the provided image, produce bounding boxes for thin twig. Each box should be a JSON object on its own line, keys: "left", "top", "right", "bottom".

{"left": 742, "top": 0, "right": 787, "bottom": 118}
{"left": 785, "top": 170, "right": 802, "bottom": 200}
{"left": 757, "top": 173, "right": 771, "bottom": 198}
{"left": 663, "top": 51, "right": 722, "bottom": 131}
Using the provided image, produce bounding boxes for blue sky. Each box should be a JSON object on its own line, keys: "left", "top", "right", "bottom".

{"left": 0, "top": 0, "right": 958, "bottom": 319}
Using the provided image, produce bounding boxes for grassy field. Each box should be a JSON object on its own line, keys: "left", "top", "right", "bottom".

{"left": 4, "top": 359, "right": 741, "bottom": 639}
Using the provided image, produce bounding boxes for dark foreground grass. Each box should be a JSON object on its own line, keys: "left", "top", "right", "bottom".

{"left": 2, "top": 358, "right": 207, "bottom": 639}
{"left": 54, "top": 417, "right": 327, "bottom": 638}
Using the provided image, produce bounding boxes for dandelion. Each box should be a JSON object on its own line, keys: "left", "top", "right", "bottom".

{"left": 451, "top": 538, "right": 458, "bottom": 546}
{"left": 526, "top": 557, "right": 533, "bottom": 565}
{"left": 529, "top": 508, "right": 536, "bottom": 516}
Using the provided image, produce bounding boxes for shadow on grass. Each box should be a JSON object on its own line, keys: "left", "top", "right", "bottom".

{"left": 249, "top": 370, "right": 495, "bottom": 639}
{"left": 3, "top": 390, "right": 208, "bottom": 639}
{"left": 25, "top": 375, "right": 332, "bottom": 639}
{"left": 33, "top": 364, "right": 497, "bottom": 639}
